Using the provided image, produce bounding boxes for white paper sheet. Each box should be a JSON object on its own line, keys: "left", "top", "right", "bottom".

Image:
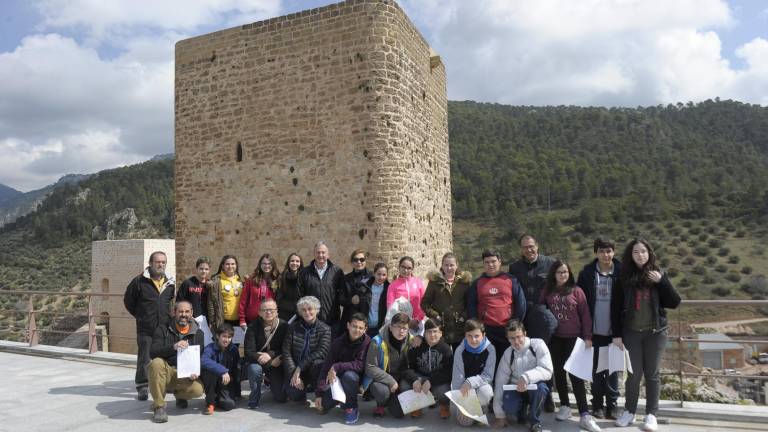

{"left": 176, "top": 344, "right": 200, "bottom": 378}
{"left": 331, "top": 378, "right": 346, "bottom": 403}
{"left": 596, "top": 344, "right": 633, "bottom": 375}
{"left": 233, "top": 326, "right": 245, "bottom": 345}
{"left": 398, "top": 389, "right": 436, "bottom": 414}
{"left": 194, "top": 316, "right": 214, "bottom": 346}
{"left": 445, "top": 389, "right": 489, "bottom": 425}
{"left": 503, "top": 383, "right": 539, "bottom": 391}
{"left": 563, "top": 338, "right": 594, "bottom": 382}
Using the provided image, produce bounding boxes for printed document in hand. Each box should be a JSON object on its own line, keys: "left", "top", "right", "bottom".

{"left": 233, "top": 326, "right": 245, "bottom": 345}
{"left": 194, "top": 315, "right": 214, "bottom": 346}
{"left": 563, "top": 338, "right": 594, "bottom": 382}
{"left": 445, "top": 389, "right": 489, "bottom": 425}
{"left": 176, "top": 344, "right": 200, "bottom": 378}
{"left": 503, "top": 383, "right": 539, "bottom": 391}
{"left": 331, "top": 378, "right": 346, "bottom": 403}
{"left": 596, "top": 344, "right": 633, "bottom": 375}
{"left": 398, "top": 389, "right": 435, "bottom": 414}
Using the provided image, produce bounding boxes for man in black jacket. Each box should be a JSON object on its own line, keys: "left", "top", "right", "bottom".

{"left": 124, "top": 251, "right": 176, "bottom": 401}
{"left": 297, "top": 241, "right": 346, "bottom": 335}
{"left": 577, "top": 237, "right": 622, "bottom": 420}
{"left": 245, "top": 298, "right": 289, "bottom": 408}
{"left": 147, "top": 301, "right": 204, "bottom": 423}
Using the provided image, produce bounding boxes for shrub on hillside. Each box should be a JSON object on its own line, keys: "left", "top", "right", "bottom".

{"left": 705, "top": 256, "right": 717, "bottom": 265}
{"left": 693, "top": 246, "right": 710, "bottom": 257}
{"left": 717, "top": 247, "right": 730, "bottom": 257}
{"left": 708, "top": 238, "right": 724, "bottom": 248}
{"left": 741, "top": 266, "right": 753, "bottom": 275}
{"left": 715, "top": 264, "right": 728, "bottom": 273}
{"left": 728, "top": 255, "right": 740, "bottom": 264}
{"left": 712, "top": 287, "right": 731, "bottom": 297}
{"left": 725, "top": 272, "right": 741, "bottom": 283}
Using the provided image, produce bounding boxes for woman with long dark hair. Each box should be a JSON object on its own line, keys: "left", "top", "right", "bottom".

{"left": 612, "top": 239, "right": 680, "bottom": 432}
{"left": 540, "top": 260, "right": 598, "bottom": 431}
{"left": 239, "top": 254, "right": 280, "bottom": 328}
{"left": 275, "top": 253, "right": 303, "bottom": 321}
{"left": 207, "top": 255, "right": 242, "bottom": 332}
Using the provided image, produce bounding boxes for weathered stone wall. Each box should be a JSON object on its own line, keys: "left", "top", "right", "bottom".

{"left": 91, "top": 239, "right": 176, "bottom": 353}
{"left": 175, "top": 0, "right": 451, "bottom": 279}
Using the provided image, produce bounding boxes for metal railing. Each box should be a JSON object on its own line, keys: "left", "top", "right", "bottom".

{"left": 0, "top": 290, "right": 134, "bottom": 354}
{"left": 665, "top": 299, "right": 768, "bottom": 407}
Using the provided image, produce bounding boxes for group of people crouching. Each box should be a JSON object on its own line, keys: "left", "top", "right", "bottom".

{"left": 127, "top": 234, "right": 680, "bottom": 432}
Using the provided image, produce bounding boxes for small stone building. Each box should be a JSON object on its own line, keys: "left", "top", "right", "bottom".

{"left": 91, "top": 239, "right": 176, "bottom": 354}
{"left": 174, "top": 0, "right": 451, "bottom": 279}
{"left": 698, "top": 333, "right": 747, "bottom": 370}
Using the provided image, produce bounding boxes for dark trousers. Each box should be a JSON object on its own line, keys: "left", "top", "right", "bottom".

{"left": 550, "top": 336, "right": 589, "bottom": 414}
{"left": 201, "top": 369, "right": 238, "bottom": 409}
{"left": 319, "top": 370, "right": 361, "bottom": 410}
{"left": 486, "top": 325, "right": 510, "bottom": 364}
{"left": 368, "top": 381, "right": 405, "bottom": 418}
{"left": 135, "top": 333, "right": 153, "bottom": 390}
{"left": 591, "top": 334, "right": 619, "bottom": 410}
{"left": 248, "top": 362, "right": 287, "bottom": 405}
{"left": 285, "top": 360, "right": 323, "bottom": 401}
{"left": 624, "top": 329, "right": 666, "bottom": 415}
{"left": 502, "top": 382, "right": 550, "bottom": 425}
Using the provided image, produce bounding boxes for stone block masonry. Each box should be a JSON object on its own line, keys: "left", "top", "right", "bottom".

{"left": 175, "top": 0, "right": 451, "bottom": 280}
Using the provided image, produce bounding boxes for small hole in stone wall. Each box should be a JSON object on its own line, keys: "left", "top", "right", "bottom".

{"left": 422, "top": 90, "right": 426, "bottom": 100}
{"left": 367, "top": 212, "right": 374, "bottom": 222}
{"left": 236, "top": 142, "right": 243, "bottom": 162}
{"left": 290, "top": 166, "right": 295, "bottom": 173}
{"left": 235, "top": 229, "right": 240, "bottom": 234}
{"left": 266, "top": 232, "right": 270, "bottom": 236}
{"left": 292, "top": 178, "right": 298, "bottom": 186}
{"left": 307, "top": 191, "right": 312, "bottom": 196}
{"left": 363, "top": 150, "right": 369, "bottom": 158}
{"left": 258, "top": 211, "right": 262, "bottom": 216}
{"left": 358, "top": 229, "right": 367, "bottom": 240}
{"left": 284, "top": 202, "right": 288, "bottom": 206}
{"left": 298, "top": 204, "right": 305, "bottom": 212}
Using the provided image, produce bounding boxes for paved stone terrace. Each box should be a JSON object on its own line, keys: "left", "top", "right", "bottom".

{"left": 0, "top": 350, "right": 763, "bottom": 432}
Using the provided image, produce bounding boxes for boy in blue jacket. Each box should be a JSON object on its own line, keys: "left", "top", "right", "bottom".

{"left": 201, "top": 323, "right": 240, "bottom": 415}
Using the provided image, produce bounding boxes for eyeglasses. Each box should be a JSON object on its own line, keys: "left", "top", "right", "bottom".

{"left": 391, "top": 325, "right": 409, "bottom": 332}
{"left": 260, "top": 308, "right": 277, "bottom": 313}
{"left": 352, "top": 257, "right": 366, "bottom": 263}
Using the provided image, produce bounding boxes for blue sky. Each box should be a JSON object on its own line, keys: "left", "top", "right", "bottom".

{"left": 1, "top": 0, "right": 767, "bottom": 191}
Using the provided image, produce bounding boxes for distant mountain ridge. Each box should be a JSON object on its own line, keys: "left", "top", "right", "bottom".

{"left": 0, "top": 183, "right": 22, "bottom": 206}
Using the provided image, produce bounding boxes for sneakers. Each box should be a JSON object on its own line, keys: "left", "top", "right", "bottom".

{"left": 203, "top": 404, "right": 215, "bottom": 415}
{"left": 615, "top": 410, "right": 635, "bottom": 427}
{"left": 373, "top": 406, "right": 385, "bottom": 418}
{"left": 580, "top": 414, "right": 602, "bottom": 432}
{"left": 175, "top": 398, "right": 188, "bottom": 409}
{"left": 592, "top": 406, "right": 605, "bottom": 419}
{"left": 137, "top": 387, "right": 149, "bottom": 401}
{"left": 152, "top": 406, "right": 168, "bottom": 423}
{"left": 410, "top": 409, "right": 423, "bottom": 418}
{"left": 555, "top": 405, "right": 572, "bottom": 421}
{"left": 344, "top": 408, "right": 360, "bottom": 425}
{"left": 530, "top": 423, "right": 543, "bottom": 432}
{"left": 247, "top": 402, "right": 258, "bottom": 410}
{"left": 642, "top": 414, "right": 658, "bottom": 431}
{"left": 439, "top": 402, "right": 450, "bottom": 419}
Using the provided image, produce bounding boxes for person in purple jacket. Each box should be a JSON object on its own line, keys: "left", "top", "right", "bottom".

{"left": 540, "top": 260, "right": 600, "bottom": 432}
{"left": 314, "top": 313, "right": 371, "bottom": 424}
{"left": 200, "top": 323, "right": 240, "bottom": 415}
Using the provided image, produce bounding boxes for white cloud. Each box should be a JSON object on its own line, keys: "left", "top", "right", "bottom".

{"left": 401, "top": 0, "right": 768, "bottom": 106}
{"left": 33, "top": 0, "right": 281, "bottom": 43}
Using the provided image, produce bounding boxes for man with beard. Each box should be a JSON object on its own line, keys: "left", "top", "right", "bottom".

{"left": 124, "top": 251, "right": 176, "bottom": 401}
{"left": 147, "top": 301, "right": 204, "bottom": 423}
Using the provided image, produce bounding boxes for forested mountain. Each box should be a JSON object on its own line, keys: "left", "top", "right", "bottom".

{"left": 0, "top": 183, "right": 22, "bottom": 205}
{"left": 449, "top": 99, "right": 768, "bottom": 235}
{"left": 2, "top": 159, "right": 174, "bottom": 246}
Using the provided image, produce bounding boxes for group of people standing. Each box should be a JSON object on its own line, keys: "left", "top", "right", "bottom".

{"left": 123, "top": 235, "right": 680, "bottom": 431}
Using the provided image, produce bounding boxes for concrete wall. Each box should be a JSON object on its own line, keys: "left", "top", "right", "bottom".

{"left": 174, "top": 0, "right": 451, "bottom": 280}
{"left": 90, "top": 239, "right": 176, "bottom": 354}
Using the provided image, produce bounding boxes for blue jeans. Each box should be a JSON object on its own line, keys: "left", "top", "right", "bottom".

{"left": 248, "top": 362, "right": 286, "bottom": 406}
{"left": 319, "top": 370, "right": 361, "bottom": 410}
{"left": 502, "top": 382, "right": 550, "bottom": 425}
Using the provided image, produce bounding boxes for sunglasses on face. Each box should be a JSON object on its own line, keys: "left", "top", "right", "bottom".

{"left": 352, "top": 257, "right": 366, "bottom": 263}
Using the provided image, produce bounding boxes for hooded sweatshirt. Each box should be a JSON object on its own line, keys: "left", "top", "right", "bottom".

{"left": 402, "top": 338, "right": 453, "bottom": 387}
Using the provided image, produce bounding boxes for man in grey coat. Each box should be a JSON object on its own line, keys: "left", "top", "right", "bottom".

{"left": 493, "top": 320, "right": 553, "bottom": 432}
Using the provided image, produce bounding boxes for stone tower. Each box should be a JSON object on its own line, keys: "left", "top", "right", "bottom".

{"left": 90, "top": 239, "right": 176, "bottom": 354}
{"left": 174, "top": 0, "right": 451, "bottom": 279}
